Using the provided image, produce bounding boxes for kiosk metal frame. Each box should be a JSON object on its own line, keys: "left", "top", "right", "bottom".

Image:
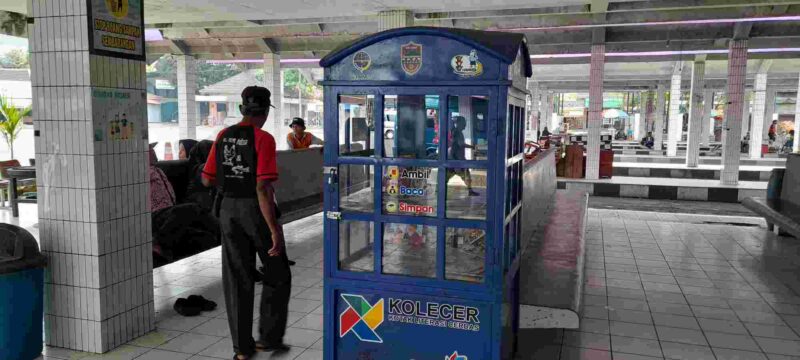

{"left": 320, "top": 27, "right": 532, "bottom": 359}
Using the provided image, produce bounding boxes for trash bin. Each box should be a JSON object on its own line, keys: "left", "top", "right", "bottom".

{"left": 0, "top": 224, "right": 47, "bottom": 360}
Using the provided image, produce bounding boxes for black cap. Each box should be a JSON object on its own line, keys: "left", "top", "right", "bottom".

{"left": 240, "top": 86, "right": 276, "bottom": 116}
{"left": 290, "top": 117, "right": 306, "bottom": 128}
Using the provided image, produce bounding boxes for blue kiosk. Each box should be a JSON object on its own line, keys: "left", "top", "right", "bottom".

{"left": 319, "top": 27, "right": 532, "bottom": 359}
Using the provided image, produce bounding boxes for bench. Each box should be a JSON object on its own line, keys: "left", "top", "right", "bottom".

{"left": 517, "top": 147, "right": 589, "bottom": 329}
{"left": 743, "top": 153, "right": 800, "bottom": 238}
{"left": 519, "top": 190, "right": 589, "bottom": 329}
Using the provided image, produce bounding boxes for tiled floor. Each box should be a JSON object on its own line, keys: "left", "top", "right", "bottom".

{"left": 29, "top": 206, "right": 800, "bottom": 360}
{"left": 518, "top": 209, "right": 800, "bottom": 360}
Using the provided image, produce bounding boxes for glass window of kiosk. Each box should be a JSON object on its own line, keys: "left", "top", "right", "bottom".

{"left": 339, "top": 220, "right": 374, "bottom": 273}
{"left": 446, "top": 227, "right": 486, "bottom": 283}
{"left": 383, "top": 95, "right": 440, "bottom": 159}
{"left": 448, "top": 95, "right": 489, "bottom": 161}
{"left": 340, "top": 164, "right": 374, "bottom": 213}
{"left": 339, "top": 94, "right": 375, "bottom": 157}
{"left": 382, "top": 223, "right": 437, "bottom": 279}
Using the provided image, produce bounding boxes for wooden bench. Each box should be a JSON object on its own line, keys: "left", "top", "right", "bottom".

{"left": 518, "top": 189, "right": 589, "bottom": 329}
{"left": 743, "top": 153, "right": 800, "bottom": 238}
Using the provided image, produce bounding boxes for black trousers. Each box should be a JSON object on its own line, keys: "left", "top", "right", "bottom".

{"left": 219, "top": 197, "right": 291, "bottom": 355}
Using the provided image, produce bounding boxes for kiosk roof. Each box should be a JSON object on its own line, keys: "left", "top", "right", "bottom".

{"left": 319, "top": 26, "right": 531, "bottom": 77}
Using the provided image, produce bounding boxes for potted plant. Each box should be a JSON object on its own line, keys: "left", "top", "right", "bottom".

{"left": 0, "top": 96, "right": 30, "bottom": 160}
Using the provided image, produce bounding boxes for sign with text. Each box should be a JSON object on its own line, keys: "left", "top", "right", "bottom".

{"left": 89, "top": 0, "right": 145, "bottom": 60}
{"left": 382, "top": 166, "right": 438, "bottom": 217}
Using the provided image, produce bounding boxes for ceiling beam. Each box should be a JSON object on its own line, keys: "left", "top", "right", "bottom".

{"left": 255, "top": 38, "right": 278, "bottom": 53}
{"left": 167, "top": 40, "right": 190, "bottom": 55}
{"left": 733, "top": 22, "right": 754, "bottom": 40}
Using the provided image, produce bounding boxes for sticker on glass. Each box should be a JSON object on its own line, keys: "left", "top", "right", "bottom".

{"left": 400, "top": 42, "right": 422, "bottom": 76}
{"left": 451, "top": 50, "right": 483, "bottom": 77}
{"left": 353, "top": 51, "right": 371, "bottom": 72}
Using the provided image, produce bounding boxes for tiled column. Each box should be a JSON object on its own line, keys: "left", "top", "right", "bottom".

{"left": 543, "top": 91, "right": 553, "bottom": 132}
{"left": 721, "top": 39, "right": 749, "bottom": 185}
{"left": 749, "top": 72, "right": 768, "bottom": 158}
{"left": 29, "top": 0, "right": 153, "bottom": 353}
{"left": 176, "top": 55, "right": 197, "bottom": 140}
{"left": 795, "top": 73, "right": 800, "bottom": 153}
{"left": 654, "top": 84, "right": 667, "bottom": 151}
{"left": 686, "top": 61, "right": 706, "bottom": 167}
{"left": 527, "top": 80, "right": 539, "bottom": 139}
{"left": 644, "top": 90, "right": 654, "bottom": 136}
{"left": 701, "top": 89, "right": 714, "bottom": 146}
{"left": 666, "top": 68, "right": 683, "bottom": 157}
{"left": 263, "top": 53, "right": 283, "bottom": 144}
{"left": 378, "top": 10, "right": 413, "bottom": 30}
{"left": 585, "top": 44, "right": 605, "bottom": 180}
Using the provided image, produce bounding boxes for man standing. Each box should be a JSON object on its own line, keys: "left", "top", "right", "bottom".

{"left": 202, "top": 86, "right": 291, "bottom": 359}
{"left": 286, "top": 117, "right": 324, "bottom": 150}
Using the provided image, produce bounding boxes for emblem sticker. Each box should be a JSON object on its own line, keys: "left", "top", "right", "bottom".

{"left": 446, "top": 351, "right": 468, "bottom": 360}
{"left": 339, "top": 294, "right": 385, "bottom": 343}
{"left": 400, "top": 42, "right": 422, "bottom": 76}
{"left": 451, "top": 50, "right": 483, "bottom": 77}
{"left": 353, "top": 51, "right": 371, "bottom": 72}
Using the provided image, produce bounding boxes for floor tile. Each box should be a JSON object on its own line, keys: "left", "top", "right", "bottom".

{"left": 655, "top": 326, "right": 708, "bottom": 346}
{"left": 743, "top": 323, "right": 800, "bottom": 340}
{"left": 608, "top": 297, "right": 650, "bottom": 312}
{"left": 712, "top": 348, "right": 769, "bottom": 360}
{"left": 651, "top": 313, "right": 700, "bottom": 330}
{"left": 127, "top": 330, "right": 183, "bottom": 348}
{"left": 691, "top": 305, "right": 739, "bottom": 320}
{"left": 753, "top": 337, "right": 800, "bottom": 356}
{"left": 648, "top": 302, "right": 694, "bottom": 317}
{"left": 197, "top": 337, "right": 233, "bottom": 359}
{"left": 610, "top": 335, "right": 662, "bottom": 357}
{"left": 609, "top": 309, "right": 653, "bottom": 325}
{"left": 157, "top": 315, "right": 213, "bottom": 332}
{"left": 294, "top": 349, "right": 324, "bottom": 360}
{"left": 81, "top": 345, "right": 149, "bottom": 360}
{"left": 136, "top": 349, "right": 192, "bottom": 360}
{"left": 612, "top": 353, "right": 664, "bottom": 360}
{"left": 283, "top": 327, "right": 323, "bottom": 348}
{"left": 189, "top": 318, "right": 231, "bottom": 337}
{"left": 293, "top": 313, "right": 324, "bottom": 331}
{"left": 659, "top": 341, "right": 715, "bottom": 360}
{"left": 580, "top": 318, "right": 611, "bottom": 334}
{"left": 563, "top": 331, "right": 611, "bottom": 351}
{"left": 704, "top": 332, "right": 761, "bottom": 352}
{"left": 610, "top": 321, "right": 658, "bottom": 339}
{"left": 697, "top": 318, "right": 748, "bottom": 335}
{"left": 157, "top": 333, "right": 222, "bottom": 354}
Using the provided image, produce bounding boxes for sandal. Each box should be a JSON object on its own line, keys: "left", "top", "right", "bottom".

{"left": 187, "top": 295, "right": 217, "bottom": 311}
{"left": 256, "top": 341, "right": 290, "bottom": 353}
{"left": 173, "top": 298, "right": 202, "bottom": 317}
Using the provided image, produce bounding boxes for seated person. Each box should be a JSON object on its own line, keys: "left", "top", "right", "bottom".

{"left": 641, "top": 132, "right": 655, "bottom": 149}
{"left": 149, "top": 143, "right": 220, "bottom": 266}
{"left": 178, "top": 139, "right": 198, "bottom": 160}
{"left": 184, "top": 140, "right": 216, "bottom": 212}
{"left": 286, "top": 117, "right": 324, "bottom": 150}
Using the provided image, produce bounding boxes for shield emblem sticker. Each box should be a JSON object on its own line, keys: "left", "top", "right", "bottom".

{"left": 400, "top": 42, "right": 422, "bottom": 76}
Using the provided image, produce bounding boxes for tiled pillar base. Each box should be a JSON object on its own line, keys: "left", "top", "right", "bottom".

{"left": 586, "top": 44, "right": 605, "bottom": 180}
{"left": 177, "top": 55, "right": 198, "bottom": 140}
{"left": 30, "top": 0, "right": 154, "bottom": 353}
{"left": 686, "top": 61, "right": 705, "bottom": 167}
{"left": 721, "top": 39, "right": 748, "bottom": 185}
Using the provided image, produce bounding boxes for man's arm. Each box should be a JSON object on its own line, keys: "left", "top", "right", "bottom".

{"left": 201, "top": 176, "right": 214, "bottom": 188}
{"left": 256, "top": 179, "right": 284, "bottom": 256}
{"left": 311, "top": 134, "right": 325, "bottom": 146}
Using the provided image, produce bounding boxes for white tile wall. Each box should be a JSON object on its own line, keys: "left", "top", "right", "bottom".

{"left": 31, "top": 0, "right": 154, "bottom": 353}
{"left": 700, "top": 89, "right": 714, "bottom": 146}
{"left": 721, "top": 39, "right": 749, "bottom": 185}
{"left": 685, "top": 61, "right": 706, "bottom": 167}
{"left": 176, "top": 55, "right": 198, "bottom": 140}
{"left": 263, "top": 53, "right": 283, "bottom": 140}
{"left": 585, "top": 44, "right": 605, "bottom": 180}
{"left": 749, "top": 72, "right": 768, "bottom": 158}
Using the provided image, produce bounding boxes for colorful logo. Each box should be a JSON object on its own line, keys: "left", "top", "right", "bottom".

{"left": 339, "top": 294, "right": 384, "bottom": 343}
{"left": 105, "top": 0, "right": 129, "bottom": 18}
{"left": 387, "top": 166, "right": 400, "bottom": 180}
{"left": 446, "top": 351, "right": 468, "bottom": 360}
{"left": 451, "top": 50, "right": 483, "bottom": 77}
{"left": 385, "top": 201, "right": 398, "bottom": 213}
{"left": 353, "top": 51, "right": 372, "bottom": 72}
{"left": 386, "top": 184, "right": 399, "bottom": 195}
{"left": 400, "top": 42, "right": 422, "bottom": 76}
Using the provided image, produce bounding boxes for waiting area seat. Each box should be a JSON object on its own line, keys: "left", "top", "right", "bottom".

{"left": 743, "top": 153, "right": 800, "bottom": 239}
{"left": 519, "top": 189, "right": 589, "bottom": 329}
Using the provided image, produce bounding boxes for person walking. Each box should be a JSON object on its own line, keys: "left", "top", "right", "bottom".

{"left": 201, "top": 86, "right": 291, "bottom": 359}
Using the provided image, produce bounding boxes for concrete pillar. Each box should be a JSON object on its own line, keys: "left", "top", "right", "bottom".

{"left": 543, "top": 91, "right": 553, "bottom": 133}
{"left": 176, "top": 55, "right": 197, "bottom": 139}
{"left": 701, "top": 89, "right": 714, "bottom": 146}
{"left": 654, "top": 84, "right": 667, "bottom": 150}
{"left": 586, "top": 44, "right": 605, "bottom": 180}
{"left": 378, "top": 10, "right": 413, "bottom": 30}
{"left": 795, "top": 73, "right": 800, "bottom": 153}
{"left": 644, "top": 90, "right": 655, "bottom": 136}
{"left": 636, "top": 91, "right": 647, "bottom": 140}
{"left": 763, "top": 89, "right": 776, "bottom": 143}
{"left": 741, "top": 91, "right": 751, "bottom": 140}
{"left": 686, "top": 61, "right": 706, "bottom": 167}
{"left": 263, "top": 53, "right": 283, "bottom": 145}
{"left": 527, "top": 80, "right": 539, "bottom": 139}
{"left": 721, "top": 39, "right": 749, "bottom": 185}
{"left": 749, "top": 71, "right": 769, "bottom": 158}
{"left": 29, "top": 0, "right": 153, "bottom": 353}
{"left": 667, "top": 66, "right": 683, "bottom": 157}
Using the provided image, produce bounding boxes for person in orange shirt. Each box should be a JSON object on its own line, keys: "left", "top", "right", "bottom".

{"left": 286, "top": 118, "right": 324, "bottom": 150}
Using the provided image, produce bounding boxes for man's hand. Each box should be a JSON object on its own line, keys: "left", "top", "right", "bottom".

{"left": 268, "top": 230, "right": 285, "bottom": 257}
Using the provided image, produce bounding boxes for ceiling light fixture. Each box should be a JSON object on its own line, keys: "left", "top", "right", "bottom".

{"left": 503, "top": 15, "right": 800, "bottom": 32}
{"left": 531, "top": 48, "right": 800, "bottom": 59}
